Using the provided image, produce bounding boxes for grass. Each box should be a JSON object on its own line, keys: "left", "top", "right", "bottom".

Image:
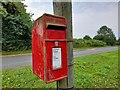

{"left": 1, "top": 49, "right": 31, "bottom": 56}
{"left": 2, "top": 50, "right": 118, "bottom": 88}
{"left": 1, "top": 66, "right": 56, "bottom": 88}
{"left": 74, "top": 50, "right": 118, "bottom": 88}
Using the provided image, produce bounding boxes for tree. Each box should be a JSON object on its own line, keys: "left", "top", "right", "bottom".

{"left": 1, "top": 2, "right": 33, "bottom": 51}
{"left": 83, "top": 35, "right": 92, "bottom": 40}
{"left": 103, "top": 36, "right": 115, "bottom": 46}
{"left": 93, "top": 35, "right": 104, "bottom": 40}
{"left": 96, "top": 25, "right": 116, "bottom": 45}
{"left": 97, "top": 25, "right": 116, "bottom": 40}
{"left": 0, "top": 4, "right": 8, "bottom": 17}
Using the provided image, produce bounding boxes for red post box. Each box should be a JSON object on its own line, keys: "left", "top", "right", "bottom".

{"left": 32, "top": 13, "right": 68, "bottom": 83}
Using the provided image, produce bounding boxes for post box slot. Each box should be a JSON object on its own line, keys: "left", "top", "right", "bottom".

{"left": 46, "top": 23, "right": 66, "bottom": 30}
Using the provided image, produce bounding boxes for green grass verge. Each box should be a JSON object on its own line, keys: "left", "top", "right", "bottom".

{"left": 1, "top": 49, "right": 32, "bottom": 56}
{"left": 2, "top": 50, "right": 118, "bottom": 88}
{"left": 74, "top": 50, "right": 118, "bottom": 88}
{"left": 1, "top": 66, "right": 56, "bottom": 88}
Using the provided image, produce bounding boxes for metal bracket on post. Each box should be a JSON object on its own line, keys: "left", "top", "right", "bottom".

{"left": 67, "top": 39, "right": 74, "bottom": 42}
{"left": 68, "top": 60, "right": 74, "bottom": 66}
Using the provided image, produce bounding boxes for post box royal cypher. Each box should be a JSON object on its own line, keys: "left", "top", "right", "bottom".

{"left": 32, "top": 13, "right": 68, "bottom": 83}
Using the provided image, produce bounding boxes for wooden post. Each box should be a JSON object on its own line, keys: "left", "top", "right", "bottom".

{"left": 53, "top": 0, "right": 74, "bottom": 89}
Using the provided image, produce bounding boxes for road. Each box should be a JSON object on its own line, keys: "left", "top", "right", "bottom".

{"left": 1, "top": 46, "right": 118, "bottom": 70}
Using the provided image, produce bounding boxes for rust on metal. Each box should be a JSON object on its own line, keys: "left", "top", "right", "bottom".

{"left": 32, "top": 13, "right": 68, "bottom": 83}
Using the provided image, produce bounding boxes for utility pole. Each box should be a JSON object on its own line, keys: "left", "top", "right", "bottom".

{"left": 53, "top": 0, "right": 74, "bottom": 89}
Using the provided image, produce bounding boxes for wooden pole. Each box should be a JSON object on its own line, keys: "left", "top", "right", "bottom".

{"left": 53, "top": 0, "right": 74, "bottom": 89}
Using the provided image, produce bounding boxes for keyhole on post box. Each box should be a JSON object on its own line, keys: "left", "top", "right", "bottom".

{"left": 55, "top": 41, "right": 58, "bottom": 46}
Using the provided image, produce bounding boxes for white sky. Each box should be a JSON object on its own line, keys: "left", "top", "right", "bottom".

{"left": 23, "top": 0, "right": 119, "bottom": 39}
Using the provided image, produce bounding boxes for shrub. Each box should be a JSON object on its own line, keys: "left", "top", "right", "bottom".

{"left": 90, "top": 40, "right": 106, "bottom": 47}
{"left": 2, "top": 2, "right": 33, "bottom": 51}
{"left": 73, "top": 39, "right": 106, "bottom": 48}
{"left": 103, "top": 36, "right": 116, "bottom": 46}
{"left": 93, "top": 35, "right": 104, "bottom": 40}
{"left": 93, "top": 35, "right": 116, "bottom": 46}
{"left": 83, "top": 35, "right": 92, "bottom": 40}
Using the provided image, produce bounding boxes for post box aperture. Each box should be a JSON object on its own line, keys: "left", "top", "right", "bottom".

{"left": 32, "top": 13, "right": 68, "bottom": 83}
{"left": 46, "top": 23, "right": 66, "bottom": 30}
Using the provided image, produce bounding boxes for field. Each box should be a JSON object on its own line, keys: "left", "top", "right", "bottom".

{"left": 2, "top": 50, "right": 118, "bottom": 88}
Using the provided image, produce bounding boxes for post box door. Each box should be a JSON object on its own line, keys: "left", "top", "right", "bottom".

{"left": 45, "top": 41, "right": 68, "bottom": 83}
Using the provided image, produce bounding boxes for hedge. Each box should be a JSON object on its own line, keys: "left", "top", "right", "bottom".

{"left": 73, "top": 39, "right": 106, "bottom": 48}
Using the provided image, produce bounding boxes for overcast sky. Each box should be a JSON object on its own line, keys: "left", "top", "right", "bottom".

{"left": 23, "top": 0, "right": 119, "bottom": 39}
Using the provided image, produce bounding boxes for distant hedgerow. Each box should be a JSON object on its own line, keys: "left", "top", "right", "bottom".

{"left": 73, "top": 39, "right": 106, "bottom": 48}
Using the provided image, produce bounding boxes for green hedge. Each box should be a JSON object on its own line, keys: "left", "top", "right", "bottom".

{"left": 73, "top": 39, "right": 106, "bottom": 48}
{"left": 2, "top": 39, "right": 31, "bottom": 51}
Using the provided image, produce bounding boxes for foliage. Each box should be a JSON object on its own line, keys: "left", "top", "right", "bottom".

{"left": 73, "top": 39, "right": 106, "bottom": 48}
{"left": 93, "top": 35, "right": 104, "bottom": 41}
{"left": 97, "top": 25, "right": 116, "bottom": 40}
{"left": 83, "top": 35, "right": 92, "bottom": 40}
{"left": 103, "top": 36, "right": 116, "bottom": 46}
{"left": 2, "top": 15, "right": 31, "bottom": 51}
{"left": 95, "top": 25, "right": 116, "bottom": 45}
{"left": 2, "top": 2, "right": 33, "bottom": 51}
{"left": 2, "top": 50, "right": 118, "bottom": 88}
{"left": 0, "top": 5, "right": 8, "bottom": 17}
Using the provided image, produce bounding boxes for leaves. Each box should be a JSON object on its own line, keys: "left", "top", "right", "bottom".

{"left": 97, "top": 26, "right": 116, "bottom": 40}
{"left": 94, "top": 25, "right": 116, "bottom": 46}
{"left": 73, "top": 39, "right": 106, "bottom": 48}
{"left": 2, "top": 2, "right": 33, "bottom": 51}
{"left": 83, "top": 35, "right": 92, "bottom": 40}
{"left": 0, "top": 5, "right": 8, "bottom": 17}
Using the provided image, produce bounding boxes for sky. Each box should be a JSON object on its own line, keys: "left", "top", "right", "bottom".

{"left": 23, "top": 0, "right": 119, "bottom": 39}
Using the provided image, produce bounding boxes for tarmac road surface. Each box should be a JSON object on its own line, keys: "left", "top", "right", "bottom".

{"left": 1, "top": 46, "right": 118, "bottom": 69}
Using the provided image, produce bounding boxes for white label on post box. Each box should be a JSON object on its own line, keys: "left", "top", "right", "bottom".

{"left": 52, "top": 48, "right": 62, "bottom": 69}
